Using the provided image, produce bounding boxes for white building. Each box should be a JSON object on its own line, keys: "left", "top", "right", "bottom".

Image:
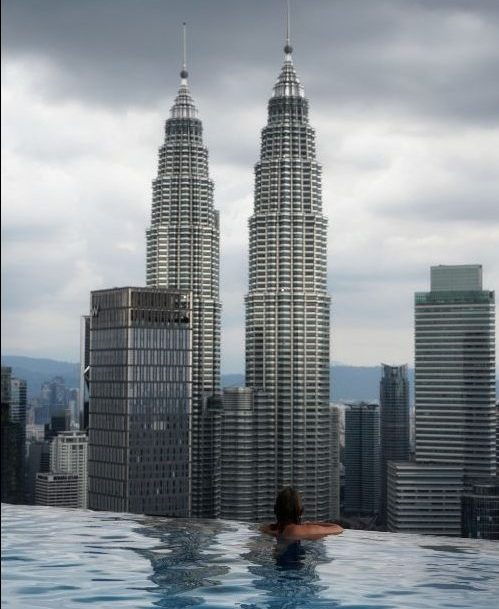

{"left": 50, "top": 430, "right": 88, "bottom": 508}
{"left": 387, "top": 462, "right": 463, "bottom": 536}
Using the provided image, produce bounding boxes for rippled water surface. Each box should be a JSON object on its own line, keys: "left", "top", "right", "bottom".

{"left": 2, "top": 504, "right": 499, "bottom": 608}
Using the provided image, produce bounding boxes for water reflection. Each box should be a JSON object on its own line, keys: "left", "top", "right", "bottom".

{"left": 132, "top": 517, "right": 231, "bottom": 608}
{"left": 242, "top": 531, "right": 334, "bottom": 609}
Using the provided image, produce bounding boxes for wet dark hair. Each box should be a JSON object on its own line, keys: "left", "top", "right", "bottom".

{"left": 274, "top": 487, "right": 303, "bottom": 532}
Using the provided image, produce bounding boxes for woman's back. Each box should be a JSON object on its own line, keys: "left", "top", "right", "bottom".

{"left": 261, "top": 487, "right": 343, "bottom": 540}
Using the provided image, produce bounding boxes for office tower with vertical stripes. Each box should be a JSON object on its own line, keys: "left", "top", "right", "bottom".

{"left": 388, "top": 265, "right": 496, "bottom": 536}
{"left": 145, "top": 32, "right": 221, "bottom": 517}
{"left": 220, "top": 387, "right": 275, "bottom": 521}
{"left": 344, "top": 403, "right": 381, "bottom": 516}
{"left": 380, "top": 364, "right": 410, "bottom": 521}
{"left": 88, "top": 287, "right": 192, "bottom": 516}
{"left": 245, "top": 35, "right": 331, "bottom": 519}
{"left": 415, "top": 265, "right": 496, "bottom": 480}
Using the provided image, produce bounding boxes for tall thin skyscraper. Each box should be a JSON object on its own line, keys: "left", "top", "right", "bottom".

{"left": 344, "top": 403, "right": 381, "bottom": 516}
{"left": 330, "top": 405, "right": 341, "bottom": 521}
{"left": 146, "top": 27, "right": 221, "bottom": 517}
{"left": 246, "top": 27, "right": 331, "bottom": 518}
{"left": 380, "top": 364, "right": 410, "bottom": 521}
{"left": 415, "top": 265, "right": 496, "bottom": 480}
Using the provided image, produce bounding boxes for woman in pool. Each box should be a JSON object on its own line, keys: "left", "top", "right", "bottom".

{"left": 261, "top": 487, "right": 343, "bottom": 540}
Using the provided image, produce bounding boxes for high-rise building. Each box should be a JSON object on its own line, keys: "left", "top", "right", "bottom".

{"left": 1, "top": 368, "right": 26, "bottom": 503}
{"left": 79, "top": 315, "right": 91, "bottom": 431}
{"left": 221, "top": 388, "right": 253, "bottom": 521}
{"left": 344, "top": 403, "right": 381, "bottom": 516}
{"left": 461, "top": 478, "right": 499, "bottom": 540}
{"left": 496, "top": 401, "right": 499, "bottom": 476}
{"left": 415, "top": 265, "right": 496, "bottom": 480}
{"left": 380, "top": 364, "right": 410, "bottom": 522}
{"left": 220, "top": 387, "right": 274, "bottom": 521}
{"left": 35, "top": 472, "right": 79, "bottom": 508}
{"left": 10, "top": 378, "right": 27, "bottom": 427}
{"left": 25, "top": 439, "right": 51, "bottom": 504}
{"left": 87, "top": 287, "right": 192, "bottom": 516}
{"left": 330, "top": 405, "right": 341, "bottom": 521}
{"left": 40, "top": 376, "right": 69, "bottom": 421}
{"left": 145, "top": 36, "right": 220, "bottom": 518}
{"left": 50, "top": 430, "right": 88, "bottom": 508}
{"left": 387, "top": 264, "right": 496, "bottom": 536}
{"left": 387, "top": 462, "right": 463, "bottom": 536}
{"left": 197, "top": 395, "right": 222, "bottom": 518}
{"left": 245, "top": 33, "right": 331, "bottom": 519}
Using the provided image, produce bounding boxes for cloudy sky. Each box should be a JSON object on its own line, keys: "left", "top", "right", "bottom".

{"left": 2, "top": 0, "right": 499, "bottom": 372}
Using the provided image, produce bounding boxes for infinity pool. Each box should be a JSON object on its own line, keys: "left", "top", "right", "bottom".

{"left": 2, "top": 504, "right": 498, "bottom": 608}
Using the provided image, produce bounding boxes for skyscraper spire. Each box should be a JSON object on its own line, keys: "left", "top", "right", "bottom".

{"left": 170, "top": 22, "right": 197, "bottom": 120}
{"left": 245, "top": 7, "right": 332, "bottom": 520}
{"left": 285, "top": 0, "right": 292, "bottom": 56}
{"left": 181, "top": 22, "right": 188, "bottom": 81}
{"left": 146, "top": 24, "right": 221, "bottom": 518}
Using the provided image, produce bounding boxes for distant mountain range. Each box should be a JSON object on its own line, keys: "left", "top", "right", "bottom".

{"left": 2, "top": 355, "right": 497, "bottom": 404}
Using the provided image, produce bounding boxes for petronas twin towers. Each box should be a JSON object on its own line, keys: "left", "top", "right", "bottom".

{"left": 146, "top": 30, "right": 331, "bottom": 519}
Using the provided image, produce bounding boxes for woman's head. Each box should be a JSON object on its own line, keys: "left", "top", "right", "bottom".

{"left": 274, "top": 487, "right": 303, "bottom": 527}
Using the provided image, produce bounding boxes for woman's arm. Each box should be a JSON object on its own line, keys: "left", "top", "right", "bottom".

{"left": 284, "top": 523, "right": 343, "bottom": 540}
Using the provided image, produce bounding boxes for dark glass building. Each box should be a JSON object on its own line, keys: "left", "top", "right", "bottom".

{"left": 462, "top": 478, "right": 499, "bottom": 540}
{"left": 87, "top": 287, "right": 192, "bottom": 516}
{"left": 1, "top": 367, "right": 25, "bottom": 503}
{"left": 380, "top": 364, "right": 410, "bottom": 522}
{"left": 344, "top": 403, "right": 381, "bottom": 516}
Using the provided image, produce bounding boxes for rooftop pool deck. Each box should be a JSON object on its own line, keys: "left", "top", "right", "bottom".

{"left": 2, "top": 503, "right": 498, "bottom": 609}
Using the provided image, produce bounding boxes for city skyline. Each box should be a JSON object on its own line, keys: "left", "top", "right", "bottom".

{"left": 2, "top": 0, "right": 499, "bottom": 373}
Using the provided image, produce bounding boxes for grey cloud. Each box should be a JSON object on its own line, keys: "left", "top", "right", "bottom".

{"left": 3, "top": 0, "right": 499, "bottom": 127}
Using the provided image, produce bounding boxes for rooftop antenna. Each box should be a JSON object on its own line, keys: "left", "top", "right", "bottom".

{"left": 180, "top": 22, "right": 188, "bottom": 80}
{"left": 284, "top": 0, "right": 293, "bottom": 56}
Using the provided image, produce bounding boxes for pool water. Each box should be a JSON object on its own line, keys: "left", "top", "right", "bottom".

{"left": 2, "top": 503, "right": 498, "bottom": 608}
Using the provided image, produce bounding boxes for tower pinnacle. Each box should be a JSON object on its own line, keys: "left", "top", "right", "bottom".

{"left": 180, "top": 22, "right": 188, "bottom": 81}
{"left": 284, "top": 0, "right": 293, "bottom": 57}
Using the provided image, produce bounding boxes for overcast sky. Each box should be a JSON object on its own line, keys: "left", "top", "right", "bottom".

{"left": 2, "top": 0, "right": 498, "bottom": 372}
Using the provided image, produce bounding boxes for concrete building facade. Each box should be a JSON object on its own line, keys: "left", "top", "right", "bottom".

{"left": 145, "top": 54, "right": 221, "bottom": 518}
{"left": 245, "top": 39, "right": 331, "bottom": 520}
{"left": 35, "top": 472, "right": 79, "bottom": 508}
{"left": 50, "top": 430, "right": 88, "bottom": 508}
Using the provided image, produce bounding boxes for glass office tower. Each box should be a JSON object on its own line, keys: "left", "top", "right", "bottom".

{"left": 380, "top": 364, "right": 410, "bottom": 521}
{"left": 415, "top": 265, "right": 496, "bottom": 480}
{"left": 88, "top": 287, "right": 192, "bottom": 516}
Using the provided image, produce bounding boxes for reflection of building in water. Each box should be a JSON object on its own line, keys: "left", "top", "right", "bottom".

{"left": 132, "top": 518, "right": 229, "bottom": 608}
{"left": 242, "top": 534, "right": 331, "bottom": 609}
